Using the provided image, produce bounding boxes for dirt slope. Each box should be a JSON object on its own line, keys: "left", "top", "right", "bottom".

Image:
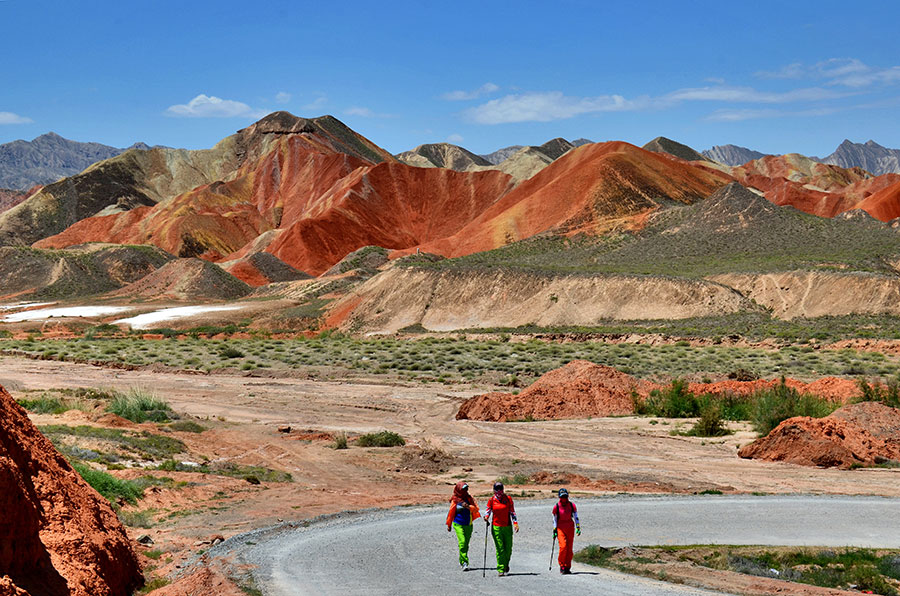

{"left": 709, "top": 271, "right": 900, "bottom": 319}
{"left": 110, "top": 258, "right": 251, "bottom": 300}
{"left": 221, "top": 252, "right": 311, "bottom": 287}
{"left": 0, "top": 244, "right": 173, "bottom": 300}
{"left": 738, "top": 401, "right": 900, "bottom": 468}
{"left": 457, "top": 360, "right": 651, "bottom": 421}
{"left": 332, "top": 267, "right": 754, "bottom": 333}
{"left": 0, "top": 384, "right": 142, "bottom": 595}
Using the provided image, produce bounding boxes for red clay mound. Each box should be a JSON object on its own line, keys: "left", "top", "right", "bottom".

{"left": 0, "top": 384, "right": 142, "bottom": 595}
{"left": 688, "top": 377, "right": 861, "bottom": 402}
{"left": 456, "top": 360, "right": 651, "bottom": 422}
{"left": 738, "top": 401, "right": 900, "bottom": 468}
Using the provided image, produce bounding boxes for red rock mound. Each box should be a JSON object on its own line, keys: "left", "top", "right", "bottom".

{"left": 456, "top": 360, "right": 651, "bottom": 422}
{"left": 0, "top": 384, "right": 142, "bottom": 595}
{"left": 738, "top": 401, "right": 900, "bottom": 468}
{"left": 688, "top": 377, "right": 861, "bottom": 402}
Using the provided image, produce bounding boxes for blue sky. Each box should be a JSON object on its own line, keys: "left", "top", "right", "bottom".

{"left": 2, "top": 0, "right": 899, "bottom": 156}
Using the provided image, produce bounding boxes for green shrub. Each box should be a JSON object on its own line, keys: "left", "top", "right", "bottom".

{"left": 107, "top": 388, "right": 172, "bottom": 423}
{"left": 17, "top": 396, "right": 68, "bottom": 414}
{"left": 72, "top": 462, "right": 143, "bottom": 504}
{"left": 751, "top": 379, "right": 837, "bottom": 436}
{"left": 119, "top": 509, "right": 154, "bottom": 528}
{"left": 856, "top": 378, "right": 900, "bottom": 408}
{"left": 356, "top": 431, "right": 405, "bottom": 447}
{"left": 685, "top": 400, "right": 731, "bottom": 437}
{"left": 167, "top": 421, "right": 206, "bottom": 433}
{"left": 641, "top": 379, "right": 701, "bottom": 417}
{"left": 574, "top": 545, "right": 616, "bottom": 566}
{"left": 333, "top": 432, "right": 348, "bottom": 449}
{"left": 220, "top": 346, "right": 245, "bottom": 359}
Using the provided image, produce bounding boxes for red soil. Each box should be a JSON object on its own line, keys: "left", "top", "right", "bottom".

{"left": 0, "top": 384, "right": 142, "bottom": 595}
{"left": 738, "top": 401, "right": 900, "bottom": 468}
{"left": 458, "top": 360, "right": 863, "bottom": 423}
{"left": 688, "top": 377, "right": 861, "bottom": 402}
{"left": 456, "top": 360, "right": 653, "bottom": 422}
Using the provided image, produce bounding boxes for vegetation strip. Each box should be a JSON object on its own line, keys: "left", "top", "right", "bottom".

{"left": 576, "top": 545, "right": 900, "bottom": 596}
{"left": 2, "top": 335, "right": 896, "bottom": 381}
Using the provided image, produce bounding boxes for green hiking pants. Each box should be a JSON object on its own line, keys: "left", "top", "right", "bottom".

{"left": 452, "top": 522, "right": 473, "bottom": 566}
{"left": 492, "top": 524, "right": 513, "bottom": 573}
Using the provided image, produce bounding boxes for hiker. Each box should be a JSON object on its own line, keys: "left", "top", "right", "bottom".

{"left": 552, "top": 487, "right": 581, "bottom": 574}
{"left": 484, "top": 481, "right": 518, "bottom": 576}
{"left": 446, "top": 481, "right": 480, "bottom": 571}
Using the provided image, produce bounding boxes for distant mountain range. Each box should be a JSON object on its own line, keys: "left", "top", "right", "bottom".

{"left": 818, "top": 140, "right": 900, "bottom": 176}
{"left": 702, "top": 145, "right": 769, "bottom": 166}
{"left": 0, "top": 133, "right": 150, "bottom": 190}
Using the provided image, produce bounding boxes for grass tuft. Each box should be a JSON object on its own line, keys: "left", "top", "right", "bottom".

{"left": 107, "top": 388, "right": 172, "bottom": 423}
{"left": 355, "top": 431, "right": 405, "bottom": 447}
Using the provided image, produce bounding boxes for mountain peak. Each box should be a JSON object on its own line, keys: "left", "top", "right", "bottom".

{"left": 642, "top": 136, "right": 706, "bottom": 162}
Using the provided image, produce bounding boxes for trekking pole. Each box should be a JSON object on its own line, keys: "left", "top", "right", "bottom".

{"left": 483, "top": 519, "right": 489, "bottom": 578}
{"left": 549, "top": 531, "right": 556, "bottom": 571}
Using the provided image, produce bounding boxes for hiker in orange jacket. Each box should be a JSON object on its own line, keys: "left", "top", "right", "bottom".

{"left": 552, "top": 487, "right": 581, "bottom": 574}
{"left": 446, "top": 481, "right": 480, "bottom": 570}
{"left": 485, "top": 482, "right": 518, "bottom": 576}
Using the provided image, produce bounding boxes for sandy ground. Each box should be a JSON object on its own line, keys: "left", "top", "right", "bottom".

{"left": 3, "top": 354, "right": 899, "bottom": 594}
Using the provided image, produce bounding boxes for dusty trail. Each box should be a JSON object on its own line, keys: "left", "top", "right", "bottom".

{"left": 218, "top": 496, "right": 900, "bottom": 596}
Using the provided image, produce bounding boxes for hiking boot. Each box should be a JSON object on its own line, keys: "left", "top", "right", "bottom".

{"left": 562, "top": 567, "right": 572, "bottom": 575}
{"left": 498, "top": 571, "right": 506, "bottom": 577}
{"left": 462, "top": 563, "right": 469, "bottom": 572}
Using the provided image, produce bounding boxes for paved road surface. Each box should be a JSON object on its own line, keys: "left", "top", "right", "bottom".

{"left": 217, "top": 495, "right": 900, "bottom": 595}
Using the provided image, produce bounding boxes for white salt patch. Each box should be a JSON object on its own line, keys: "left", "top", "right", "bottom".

{"left": 0, "top": 302, "right": 56, "bottom": 311}
{"left": 2, "top": 305, "right": 133, "bottom": 322}
{"left": 113, "top": 305, "right": 244, "bottom": 329}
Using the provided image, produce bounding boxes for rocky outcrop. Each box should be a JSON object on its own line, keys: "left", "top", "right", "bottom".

{"left": 738, "top": 402, "right": 900, "bottom": 468}
{"left": 0, "top": 384, "right": 142, "bottom": 595}
{"left": 457, "top": 360, "right": 651, "bottom": 421}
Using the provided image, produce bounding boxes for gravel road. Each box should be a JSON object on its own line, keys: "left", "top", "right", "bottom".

{"left": 212, "top": 495, "right": 900, "bottom": 595}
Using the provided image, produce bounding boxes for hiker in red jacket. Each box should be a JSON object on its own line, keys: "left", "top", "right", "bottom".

{"left": 552, "top": 487, "right": 581, "bottom": 574}
{"left": 446, "top": 481, "right": 480, "bottom": 571}
{"left": 485, "top": 482, "right": 518, "bottom": 576}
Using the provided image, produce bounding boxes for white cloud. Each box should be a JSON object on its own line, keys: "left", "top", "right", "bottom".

{"left": 442, "top": 83, "right": 500, "bottom": 101}
{"left": 301, "top": 95, "right": 328, "bottom": 111}
{"left": 344, "top": 106, "right": 394, "bottom": 118}
{"left": 757, "top": 58, "right": 900, "bottom": 88}
{"left": 447, "top": 133, "right": 464, "bottom": 143}
{"left": 705, "top": 106, "right": 839, "bottom": 122}
{"left": 0, "top": 112, "right": 33, "bottom": 125}
{"left": 275, "top": 91, "right": 292, "bottom": 104}
{"left": 665, "top": 85, "right": 848, "bottom": 104}
{"left": 165, "top": 94, "right": 266, "bottom": 118}
{"left": 465, "top": 91, "right": 639, "bottom": 124}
